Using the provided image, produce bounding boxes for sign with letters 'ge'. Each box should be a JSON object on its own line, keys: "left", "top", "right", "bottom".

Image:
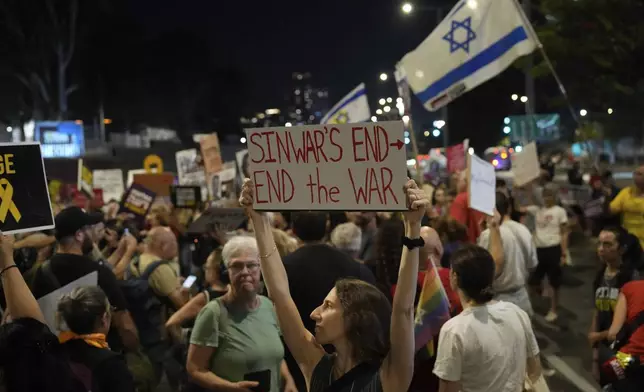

{"left": 0, "top": 142, "right": 55, "bottom": 234}
{"left": 245, "top": 121, "right": 407, "bottom": 211}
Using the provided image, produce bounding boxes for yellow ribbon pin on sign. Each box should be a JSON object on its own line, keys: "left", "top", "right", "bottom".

{"left": 144, "top": 155, "right": 164, "bottom": 174}
{"left": 0, "top": 179, "right": 21, "bottom": 223}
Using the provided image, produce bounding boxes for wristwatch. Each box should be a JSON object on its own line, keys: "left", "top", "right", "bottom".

{"left": 402, "top": 236, "right": 425, "bottom": 250}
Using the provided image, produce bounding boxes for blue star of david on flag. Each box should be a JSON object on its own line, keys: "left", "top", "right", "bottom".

{"left": 443, "top": 16, "right": 477, "bottom": 54}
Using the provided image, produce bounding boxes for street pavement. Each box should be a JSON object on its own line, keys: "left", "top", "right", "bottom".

{"left": 531, "top": 231, "right": 602, "bottom": 392}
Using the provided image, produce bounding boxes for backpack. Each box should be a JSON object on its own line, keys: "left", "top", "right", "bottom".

{"left": 120, "top": 258, "right": 172, "bottom": 348}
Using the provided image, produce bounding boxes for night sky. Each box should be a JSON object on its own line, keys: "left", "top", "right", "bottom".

{"left": 130, "top": 0, "right": 529, "bottom": 150}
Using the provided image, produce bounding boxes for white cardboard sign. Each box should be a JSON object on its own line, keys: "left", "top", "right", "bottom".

{"left": 245, "top": 121, "right": 407, "bottom": 211}
{"left": 93, "top": 169, "right": 125, "bottom": 203}
{"left": 468, "top": 154, "right": 496, "bottom": 216}
{"left": 37, "top": 272, "right": 98, "bottom": 334}
{"left": 511, "top": 142, "right": 540, "bottom": 187}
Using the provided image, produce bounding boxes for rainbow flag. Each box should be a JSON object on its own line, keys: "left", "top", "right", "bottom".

{"left": 414, "top": 262, "right": 451, "bottom": 357}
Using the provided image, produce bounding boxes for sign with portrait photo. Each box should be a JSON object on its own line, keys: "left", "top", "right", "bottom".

{"left": 119, "top": 183, "right": 156, "bottom": 219}
{"left": 171, "top": 186, "right": 201, "bottom": 209}
{"left": 0, "top": 142, "right": 55, "bottom": 234}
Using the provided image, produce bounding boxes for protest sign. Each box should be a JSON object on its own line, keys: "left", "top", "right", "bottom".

{"left": 209, "top": 173, "right": 222, "bottom": 200}
{"left": 200, "top": 133, "right": 223, "bottom": 175}
{"left": 176, "top": 149, "right": 206, "bottom": 185}
{"left": 93, "top": 169, "right": 124, "bottom": 203}
{"left": 77, "top": 159, "right": 93, "bottom": 197}
{"left": 0, "top": 142, "right": 55, "bottom": 234}
{"left": 143, "top": 154, "right": 164, "bottom": 173}
{"left": 133, "top": 172, "right": 174, "bottom": 197}
{"left": 188, "top": 207, "right": 246, "bottom": 234}
{"left": 171, "top": 186, "right": 201, "bottom": 208}
{"left": 511, "top": 142, "right": 540, "bottom": 187}
{"left": 119, "top": 183, "right": 156, "bottom": 218}
{"left": 127, "top": 169, "right": 146, "bottom": 187}
{"left": 236, "top": 149, "right": 250, "bottom": 181}
{"left": 245, "top": 121, "right": 407, "bottom": 211}
{"left": 219, "top": 161, "right": 237, "bottom": 183}
{"left": 446, "top": 141, "right": 467, "bottom": 173}
{"left": 468, "top": 154, "right": 496, "bottom": 216}
{"left": 38, "top": 272, "right": 98, "bottom": 334}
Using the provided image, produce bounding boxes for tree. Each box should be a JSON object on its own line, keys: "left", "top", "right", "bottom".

{"left": 531, "top": 0, "right": 644, "bottom": 139}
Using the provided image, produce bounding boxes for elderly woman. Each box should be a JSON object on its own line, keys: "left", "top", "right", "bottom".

{"left": 240, "top": 178, "right": 428, "bottom": 392}
{"left": 186, "top": 235, "right": 296, "bottom": 392}
{"left": 330, "top": 222, "right": 362, "bottom": 259}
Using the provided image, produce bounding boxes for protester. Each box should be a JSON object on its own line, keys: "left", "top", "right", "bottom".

{"left": 478, "top": 192, "right": 537, "bottom": 316}
{"left": 429, "top": 186, "right": 449, "bottom": 218}
{"left": 526, "top": 187, "right": 570, "bottom": 323}
{"left": 240, "top": 178, "right": 429, "bottom": 392}
{"left": 609, "top": 165, "right": 644, "bottom": 248}
{"left": 349, "top": 212, "right": 378, "bottom": 261}
{"left": 187, "top": 235, "right": 297, "bottom": 392}
{"left": 58, "top": 286, "right": 135, "bottom": 391}
{"left": 272, "top": 228, "right": 299, "bottom": 258}
{"left": 590, "top": 228, "right": 639, "bottom": 383}
{"left": 449, "top": 171, "right": 484, "bottom": 243}
{"left": 330, "top": 222, "right": 362, "bottom": 259}
{"left": 433, "top": 245, "right": 542, "bottom": 391}
{"left": 433, "top": 217, "right": 469, "bottom": 268}
{"left": 31, "top": 207, "right": 140, "bottom": 352}
{"left": 371, "top": 218, "right": 405, "bottom": 299}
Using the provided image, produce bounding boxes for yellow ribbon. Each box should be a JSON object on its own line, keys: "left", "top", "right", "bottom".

{"left": 143, "top": 155, "right": 164, "bottom": 173}
{"left": 0, "top": 179, "right": 21, "bottom": 223}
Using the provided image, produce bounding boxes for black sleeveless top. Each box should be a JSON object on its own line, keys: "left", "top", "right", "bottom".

{"left": 309, "top": 354, "right": 383, "bottom": 392}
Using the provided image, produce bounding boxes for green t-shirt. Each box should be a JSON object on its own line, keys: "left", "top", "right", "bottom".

{"left": 190, "top": 295, "right": 284, "bottom": 392}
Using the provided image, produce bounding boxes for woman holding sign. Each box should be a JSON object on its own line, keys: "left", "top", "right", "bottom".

{"left": 239, "top": 178, "right": 428, "bottom": 392}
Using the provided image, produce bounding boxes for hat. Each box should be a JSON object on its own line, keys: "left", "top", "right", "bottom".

{"left": 55, "top": 207, "right": 103, "bottom": 240}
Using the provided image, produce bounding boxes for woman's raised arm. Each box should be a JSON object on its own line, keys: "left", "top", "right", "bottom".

{"left": 240, "top": 180, "right": 325, "bottom": 377}
{"left": 381, "top": 180, "right": 429, "bottom": 392}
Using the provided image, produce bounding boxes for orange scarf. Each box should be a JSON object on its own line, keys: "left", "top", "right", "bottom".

{"left": 59, "top": 331, "right": 109, "bottom": 349}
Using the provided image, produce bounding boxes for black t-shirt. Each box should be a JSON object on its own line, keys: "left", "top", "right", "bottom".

{"left": 62, "top": 340, "right": 135, "bottom": 392}
{"left": 0, "top": 318, "right": 84, "bottom": 392}
{"left": 31, "top": 253, "right": 129, "bottom": 349}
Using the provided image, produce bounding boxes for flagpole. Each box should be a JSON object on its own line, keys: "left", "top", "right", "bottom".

{"left": 406, "top": 115, "right": 424, "bottom": 186}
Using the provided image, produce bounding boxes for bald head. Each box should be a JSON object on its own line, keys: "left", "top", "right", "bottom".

{"left": 146, "top": 227, "right": 178, "bottom": 260}
{"left": 419, "top": 226, "right": 443, "bottom": 270}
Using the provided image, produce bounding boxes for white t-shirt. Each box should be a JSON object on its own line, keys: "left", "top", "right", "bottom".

{"left": 433, "top": 301, "right": 540, "bottom": 392}
{"left": 478, "top": 220, "right": 538, "bottom": 292}
{"left": 526, "top": 205, "right": 568, "bottom": 248}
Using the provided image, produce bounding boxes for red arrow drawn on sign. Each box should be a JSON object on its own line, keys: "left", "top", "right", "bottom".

{"left": 390, "top": 139, "right": 404, "bottom": 150}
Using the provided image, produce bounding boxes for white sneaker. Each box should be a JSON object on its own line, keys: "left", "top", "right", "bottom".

{"left": 545, "top": 311, "right": 558, "bottom": 323}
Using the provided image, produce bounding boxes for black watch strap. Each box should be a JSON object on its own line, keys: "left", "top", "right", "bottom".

{"left": 402, "top": 236, "right": 425, "bottom": 250}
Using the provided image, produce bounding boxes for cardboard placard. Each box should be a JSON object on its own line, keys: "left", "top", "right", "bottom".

{"left": 511, "top": 142, "right": 540, "bottom": 187}
{"left": 446, "top": 141, "right": 467, "bottom": 173}
{"left": 176, "top": 149, "right": 206, "bottom": 186}
{"left": 245, "top": 121, "right": 407, "bottom": 211}
{"left": 93, "top": 169, "right": 124, "bottom": 203}
{"left": 171, "top": 186, "right": 201, "bottom": 209}
{"left": 143, "top": 154, "right": 164, "bottom": 173}
{"left": 187, "top": 207, "right": 246, "bottom": 234}
{"left": 468, "top": 154, "right": 496, "bottom": 216}
{"left": 133, "top": 173, "right": 174, "bottom": 197}
{"left": 199, "top": 133, "right": 223, "bottom": 175}
{"left": 127, "top": 169, "right": 147, "bottom": 187}
{"left": 37, "top": 272, "right": 98, "bottom": 334}
{"left": 0, "top": 142, "right": 55, "bottom": 234}
{"left": 236, "top": 149, "right": 250, "bottom": 181}
{"left": 119, "top": 183, "right": 156, "bottom": 218}
{"left": 77, "top": 159, "right": 93, "bottom": 197}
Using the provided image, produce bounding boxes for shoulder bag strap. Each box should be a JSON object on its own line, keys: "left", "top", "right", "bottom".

{"left": 139, "top": 260, "right": 170, "bottom": 280}
{"left": 613, "top": 310, "right": 644, "bottom": 351}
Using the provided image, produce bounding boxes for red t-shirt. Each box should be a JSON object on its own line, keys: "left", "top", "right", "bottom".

{"left": 620, "top": 281, "right": 644, "bottom": 356}
{"left": 449, "top": 192, "right": 484, "bottom": 243}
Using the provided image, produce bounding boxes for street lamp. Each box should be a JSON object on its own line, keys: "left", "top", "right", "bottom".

{"left": 379, "top": 98, "right": 386, "bottom": 105}
{"left": 402, "top": 2, "right": 413, "bottom": 14}
{"left": 520, "top": 96, "right": 528, "bottom": 103}
{"left": 511, "top": 94, "right": 518, "bottom": 101}
{"left": 468, "top": 147, "right": 474, "bottom": 155}
{"left": 371, "top": 116, "right": 378, "bottom": 122}
{"left": 607, "top": 108, "right": 614, "bottom": 115}
{"left": 579, "top": 109, "right": 588, "bottom": 117}
{"left": 503, "top": 126, "right": 511, "bottom": 134}
{"left": 386, "top": 97, "right": 393, "bottom": 103}
{"left": 423, "top": 130, "right": 430, "bottom": 137}
{"left": 376, "top": 109, "right": 383, "bottom": 115}
{"left": 240, "top": 137, "right": 247, "bottom": 143}
{"left": 504, "top": 117, "right": 510, "bottom": 124}
{"left": 285, "top": 122, "right": 293, "bottom": 127}
{"left": 383, "top": 105, "right": 391, "bottom": 113}
{"left": 5, "top": 126, "right": 12, "bottom": 132}
{"left": 402, "top": 115, "right": 410, "bottom": 123}
{"left": 433, "top": 120, "right": 446, "bottom": 129}
{"left": 379, "top": 73, "right": 388, "bottom": 81}
{"left": 432, "top": 129, "right": 441, "bottom": 137}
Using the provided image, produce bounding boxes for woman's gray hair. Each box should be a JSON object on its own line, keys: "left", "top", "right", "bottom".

{"left": 221, "top": 235, "right": 259, "bottom": 266}
{"left": 331, "top": 222, "right": 362, "bottom": 253}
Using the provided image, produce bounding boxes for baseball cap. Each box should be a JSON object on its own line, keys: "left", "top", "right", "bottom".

{"left": 55, "top": 207, "right": 103, "bottom": 240}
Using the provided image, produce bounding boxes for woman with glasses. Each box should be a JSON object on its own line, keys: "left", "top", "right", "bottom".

{"left": 187, "top": 235, "right": 297, "bottom": 392}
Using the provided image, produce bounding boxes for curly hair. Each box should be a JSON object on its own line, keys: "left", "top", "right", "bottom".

{"left": 335, "top": 279, "right": 392, "bottom": 365}
{"left": 372, "top": 218, "right": 405, "bottom": 298}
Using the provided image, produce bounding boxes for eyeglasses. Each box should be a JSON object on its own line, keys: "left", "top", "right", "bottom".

{"left": 228, "top": 262, "right": 260, "bottom": 273}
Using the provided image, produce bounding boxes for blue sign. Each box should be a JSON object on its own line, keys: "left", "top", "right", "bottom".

{"left": 35, "top": 121, "right": 85, "bottom": 158}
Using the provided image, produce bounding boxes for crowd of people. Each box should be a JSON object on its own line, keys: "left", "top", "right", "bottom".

{"left": 0, "top": 160, "right": 643, "bottom": 392}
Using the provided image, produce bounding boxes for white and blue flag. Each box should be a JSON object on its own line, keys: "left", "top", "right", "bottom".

{"left": 400, "top": 0, "right": 537, "bottom": 111}
{"left": 321, "top": 83, "right": 371, "bottom": 124}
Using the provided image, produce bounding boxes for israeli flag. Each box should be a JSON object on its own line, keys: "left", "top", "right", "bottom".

{"left": 321, "top": 83, "right": 371, "bottom": 124}
{"left": 400, "top": 0, "right": 538, "bottom": 111}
